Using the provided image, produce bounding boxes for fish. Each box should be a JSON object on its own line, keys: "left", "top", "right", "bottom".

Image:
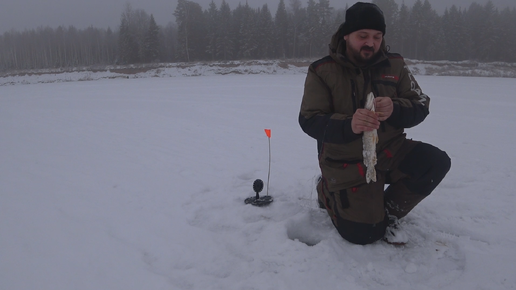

{"left": 363, "top": 92, "right": 378, "bottom": 183}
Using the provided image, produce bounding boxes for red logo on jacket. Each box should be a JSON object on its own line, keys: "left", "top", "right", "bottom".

{"left": 381, "top": 74, "right": 399, "bottom": 81}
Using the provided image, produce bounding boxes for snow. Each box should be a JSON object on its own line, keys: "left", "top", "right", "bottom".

{"left": 2, "top": 59, "right": 516, "bottom": 86}
{"left": 0, "top": 60, "right": 309, "bottom": 86}
{"left": 1, "top": 67, "right": 516, "bottom": 290}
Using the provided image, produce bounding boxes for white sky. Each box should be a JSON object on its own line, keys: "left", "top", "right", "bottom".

{"left": 0, "top": 0, "right": 514, "bottom": 33}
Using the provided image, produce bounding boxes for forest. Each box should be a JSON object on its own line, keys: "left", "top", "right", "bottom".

{"left": 0, "top": 0, "right": 515, "bottom": 72}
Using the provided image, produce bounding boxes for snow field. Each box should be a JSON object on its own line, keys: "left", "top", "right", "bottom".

{"left": 1, "top": 73, "right": 516, "bottom": 289}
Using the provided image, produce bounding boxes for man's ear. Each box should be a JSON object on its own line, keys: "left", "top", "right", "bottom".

{"left": 344, "top": 35, "right": 349, "bottom": 41}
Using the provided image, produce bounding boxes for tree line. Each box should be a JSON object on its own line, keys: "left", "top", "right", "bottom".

{"left": 0, "top": 0, "right": 515, "bottom": 72}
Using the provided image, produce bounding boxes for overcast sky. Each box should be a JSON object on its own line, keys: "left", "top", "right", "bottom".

{"left": 1, "top": 0, "right": 515, "bottom": 33}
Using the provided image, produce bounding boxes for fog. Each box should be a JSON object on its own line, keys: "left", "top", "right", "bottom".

{"left": 1, "top": 0, "right": 515, "bottom": 33}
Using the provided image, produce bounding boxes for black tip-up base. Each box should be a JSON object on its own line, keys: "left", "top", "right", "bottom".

{"left": 245, "top": 179, "right": 273, "bottom": 206}
{"left": 245, "top": 195, "right": 273, "bottom": 207}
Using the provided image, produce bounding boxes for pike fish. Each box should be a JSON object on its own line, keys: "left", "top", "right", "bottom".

{"left": 363, "top": 92, "right": 378, "bottom": 183}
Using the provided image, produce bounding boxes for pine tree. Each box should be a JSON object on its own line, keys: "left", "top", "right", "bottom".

{"left": 231, "top": 3, "right": 245, "bottom": 59}
{"left": 274, "top": 0, "right": 289, "bottom": 58}
{"left": 287, "top": 0, "right": 306, "bottom": 58}
{"left": 118, "top": 14, "right": 138, "bottom": 64}
{"left": 173, "top": 0, "right": 190, "bottom": 61}
{"left": 316, "top": 0, "right": 334, "bottom": 56}
{"left": 117, "top": 4, "right": 152, "bottom": 64}
{"left": 372, "top": 0, "right": 399, "bottom": 50}
{"left": 158, "top": 22, "right": 178, "bottom": 62}
{"left": 173, "top": 0, "right": 206, "bottom": 61}
{"left": 478, "top": 1, "right": 498, "bottom": 61}
{"left": 305, "top": 0, "right": 319, "bottom": 58}
{"left": 407, "top": 0, "right": 426, "bottom": 59}
{"left": 498, "top": 7, "right": 516, "bottom": 62}
{"left": 430, "top": 17, "right": 447, "bottom": 60}
{"left": 333, "top": 8, "right": 346, "bottom": 30}
{"left": 132, "top": 9, "right": 151, "bottom": 62}
{"left": 216, "top": 0, "right": 233, "bottom": 60}
{"left": 397, "top": 2, "right": 410, "bottom": 55}
{"left": 205, "top": 1, "right": 218, "bottom": 60}
{"left": 233, "top": 3, "right": 257, "bottom": 59}
{"left": 422, "top": 1, "right": 441, "bottom": 60}
{"left": 256, "top": 4, "right": 274, "bottom": 59}
{"left": 442, "top": 6, "right": 466, "bottom": 61}
{"left": 105, "top": 27, "right": 116, "bottom": 64}
{"left": 143, "top": 14, "right": 160, "bottom": 62}
{"left": 464, "top": 2, "right": 485, "bottom": 60}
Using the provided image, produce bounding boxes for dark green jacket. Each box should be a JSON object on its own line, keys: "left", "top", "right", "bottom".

{"left": 299, "top": 30, "right": 430, "bottom": 192}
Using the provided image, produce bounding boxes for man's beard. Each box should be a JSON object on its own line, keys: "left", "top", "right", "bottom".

{"left": 348, "top": 45, "right": 379, "bottom": 65}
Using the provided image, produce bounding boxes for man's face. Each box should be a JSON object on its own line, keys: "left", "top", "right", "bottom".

{"left": 344, "top": 29, "right": 383, "bottom": 65}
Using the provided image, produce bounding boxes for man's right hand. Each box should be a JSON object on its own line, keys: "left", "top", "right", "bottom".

{"left": 351, "top": 109, "right": 380, "bottom": 134}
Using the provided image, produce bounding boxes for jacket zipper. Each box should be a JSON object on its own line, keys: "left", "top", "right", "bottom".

{"left": 363, "top": 69, "right": 372, "bottom": 107}
{"left": 350, "top": 80, "right": 357, "bottom": 112}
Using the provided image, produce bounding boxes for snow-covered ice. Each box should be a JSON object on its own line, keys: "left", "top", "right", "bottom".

{"left": 1, "top": 70, "right": 516, "bottom": 290}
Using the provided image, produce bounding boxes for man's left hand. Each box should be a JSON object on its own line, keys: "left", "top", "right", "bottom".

{"left": 374, "top": 97, "right": 393, "bottom": 121}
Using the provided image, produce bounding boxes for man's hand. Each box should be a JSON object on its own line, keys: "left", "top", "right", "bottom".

{"left": 352, "top": 109, "right": 380, "bottom": 134}
{"left": 351, "top": 96, "right": 393, "bottom": 134}
{"left": 374, "top": 97, "right": 393, "bottom": 121}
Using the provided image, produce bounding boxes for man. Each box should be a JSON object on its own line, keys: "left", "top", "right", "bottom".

{"left": 299, "top": 2, "right": 451, "bottom": 245}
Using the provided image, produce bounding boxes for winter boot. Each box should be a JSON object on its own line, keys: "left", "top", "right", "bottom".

{"left": 383, "top": 215, "right": 408, "bottom": 246}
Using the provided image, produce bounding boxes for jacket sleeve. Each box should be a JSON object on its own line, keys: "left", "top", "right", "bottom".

{"left": 387, "top": 61, "right": 430, "bottom": 128}
{"left": 299, "top": 64, "right": 361, "bottom": 144}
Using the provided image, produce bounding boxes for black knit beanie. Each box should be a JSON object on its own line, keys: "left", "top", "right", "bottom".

{"left": 339, "top": 2, "right": 386, "bottom": 37}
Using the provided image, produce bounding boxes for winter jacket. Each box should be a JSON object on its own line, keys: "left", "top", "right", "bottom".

{"left": 299, "top": 30, "right": 430, "bottom": 193}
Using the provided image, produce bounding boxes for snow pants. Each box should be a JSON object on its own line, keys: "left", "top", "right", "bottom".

{"left": 317, "top": 140, "right": 451, "bottom": 245}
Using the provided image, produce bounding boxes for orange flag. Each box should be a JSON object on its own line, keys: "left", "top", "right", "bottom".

{"left": 264, "top": 129, "right": 271, "bottom": 138}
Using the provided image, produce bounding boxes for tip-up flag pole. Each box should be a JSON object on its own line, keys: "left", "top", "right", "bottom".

{"left": 264, "top": 129, "right": 271, "bottom": 197}
{"left": 245, "top": 129, "right": 274, "bottom": 207}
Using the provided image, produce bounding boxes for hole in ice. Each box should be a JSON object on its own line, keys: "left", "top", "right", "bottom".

{"left": 286, "top": 212, "right": 330, "bottom": 246}
{"left": 287, "top": 225, "right": 321, "bottom": 246}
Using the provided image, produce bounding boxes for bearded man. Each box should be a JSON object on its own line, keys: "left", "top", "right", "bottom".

{"left": 299, "top": 2, "right": 451, "bottom": 245}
